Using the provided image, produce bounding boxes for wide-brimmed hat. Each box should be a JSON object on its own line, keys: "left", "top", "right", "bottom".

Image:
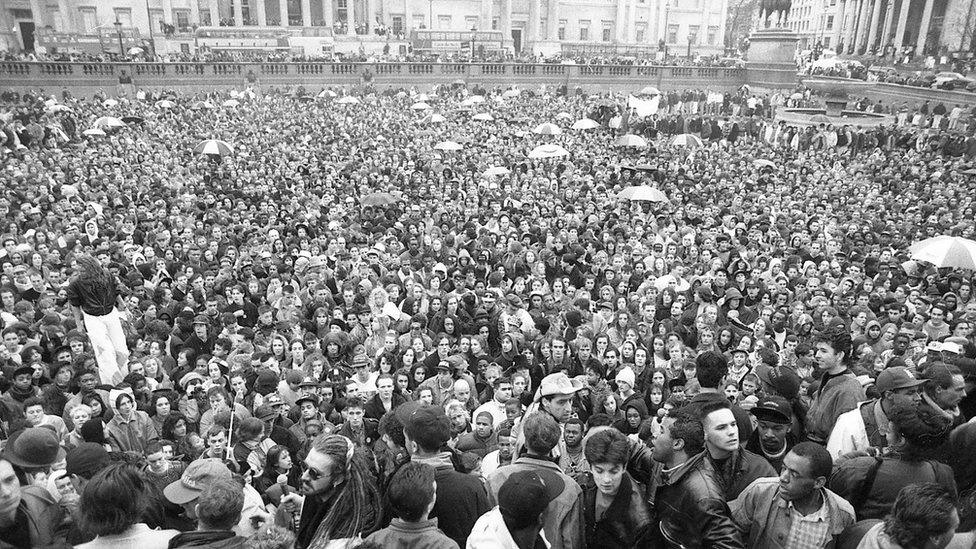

{"left": 2, "top": 427, "right": 65, "bottom": 468}
{"left": 538, "top": 372, "right": 583, "bottom": 398}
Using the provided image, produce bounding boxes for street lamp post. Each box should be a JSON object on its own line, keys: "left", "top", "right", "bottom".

{"left": 145, "top": 0, "right": 156, "bottom": 59}
{"left": 114, "top": 17, "right": 124, "bottom": 58}
{"left": 687, "top": 34, "right": 692, "bottom": 58}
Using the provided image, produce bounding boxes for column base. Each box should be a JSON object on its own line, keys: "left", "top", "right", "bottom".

{"left": 745, "top": 28, "right": 799, "bottom": 89}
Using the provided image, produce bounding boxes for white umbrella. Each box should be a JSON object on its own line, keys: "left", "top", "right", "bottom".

{"left": 608, "top": 116, "right": 622, "bottom": 129}
{"left": 102, "top": 99, "right": 119, "bottom": 108}
{"left": 337, "top": 96, "right": 361, "bottom": 105}
{"left": 433, "top": 141, "right": 463, "bottom": 151}
{"left": 461, "top": 95, "right": 486, "bottom": 107}
{"left": 127, "top": 46, "right": 144, "bottom": 55}
{"left": 754, "top": 159, "right": 776, "bottom": 169}
{"left": 616, "top": 186, "right": 668, "bottom": 202}
{"left": 45, "top": 105, "right": 74, "bottom": 113}
{"left": 637, "top": 85, "right": 661, "bottom": 96}
{"left": 82, "top": 128, "right": 106, "bottom": 137}
{"left": 533, "top": 122, "right": 562, "bottom": 135}
{"left": 193, "top": 139, "right": 234, "bottom": 156}
{"left": 670, "top": 134, "right": 704, "bottom": 148}
{"left": 555, "top": 112, "right": 573, "bottom": 120}
{"left": 909, "top": 236, "right": 976, "bottom": 270}
{"left": 426, "top": 113, "right": 446, "bottom": 124}
{"left": 93, "top": 116, "right": 125, "bottom": 129}
{"left": 318, "top": 89, "right": 338, "bottom": 98}
{"left": 528, "top": 144, "right": 570, "bottom": 159}
{"left": 615, "top": 134, "right": 648, "bottom": 148}
{"left": 155, "top": 100, "right": 176, "bottom": 109}
{"left": 502, "top": 89, "right": 520, "bottom": 98}
{"left": 572, "top": 118, "right": 601, "bottom": 130}
{"left": 222, "top": 99, "right": 240, "bottom": 107}
{"left": 472, "top": 113, "right": 494, "bottom": 121}
{"left": 411, "top": 102, "right": 432, "bottom": 110}
{"left": 483, "top": 166, "right": 511, "bottom": 177}
{"left": 416, "top": 93, "right": 430, "bottom": 102}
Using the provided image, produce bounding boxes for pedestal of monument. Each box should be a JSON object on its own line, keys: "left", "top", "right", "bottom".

{"left": 745, "top": 28, "right": 800, "bottom": 89}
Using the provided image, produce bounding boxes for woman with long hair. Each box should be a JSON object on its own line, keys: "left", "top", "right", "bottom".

{"left": 254, "top": 445, "right": 303, "bottom": 506}
{"left": 279, "top": 434, "right": 381, "bottom": 549}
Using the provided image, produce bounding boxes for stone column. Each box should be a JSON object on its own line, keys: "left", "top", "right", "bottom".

{"left": 322, "top": 0, "right": 333, "bottom": 29}
{"left": 233, "top": 0, "right": 244, "bottom": 26}
{"left": 527, "top": 0, "right": 539, "bottom": 44}
{"left": 161, "top": 0, "right": 173, "bottom": 24}
{"left": 843, "top": 0, "right": 859, "bottom": 51}
{"left": 853, "top": 0, "right": 871, "bottom": 52}
{"left": 626, "top": 0, "right": 637, "bottom": 43}
{"left": 880, "top": 0, "right": 895, "bottom": 49}
{"left": 209, "top": 0, "right": 220, "bottom": 25}
{"left": 188, "top": 0, "right": 199, "bottom": 26}
{"left": 480, "top": 0, "right": 492, "bottom": 30}
{"left": 279, "top": 0, "right": 289, "bottom": 26}
{"left": 256, "top": 0, "right": 267, "bottom": 25}
{"left": 368, "top": 0, "right": 378, "bottom": 32}
{"left": 893, "top": 0, "right": 911, "bottom": 50}
{"left": 831, "top": 0, "right": 846, "bottom": 48}
{"left": 547, "top": 0, "right": 558, "bottom": 40}
{"left": 615, "top": 0, "right": 626, "bottom": 43}
{"left": 301, "top": 0, "right": 311, "bottom": 26}
{"left": 865, "top": 0, "right": 882, "bottom": 51}
{"left": 915, "top": 0, "right": 933, "bottom": 54}
{"left": 501, "top": 0, "right": 512, "bottom": 39}
{"left": 347, "top": 0, "right": 356, "bottom": 34}
{"left": 718, "top": 0, "right": 729, "bottom": 52}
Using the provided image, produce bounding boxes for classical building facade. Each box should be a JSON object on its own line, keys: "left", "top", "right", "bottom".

{"left": 786, "top": 0, "right": 976, "bottom": 56}
{"left": 1, "top": 0, "right": 731, "bottom": 57}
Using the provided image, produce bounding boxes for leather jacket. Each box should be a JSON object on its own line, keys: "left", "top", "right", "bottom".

{"left": 627, "top": 442, "right": 744, "bottom": 549}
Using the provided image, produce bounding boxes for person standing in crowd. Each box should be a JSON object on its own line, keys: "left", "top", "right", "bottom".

{"left": 167, "top": 477, "right": 251, "bottom": 548}
{"left": 827, "top": 367, "right": 925, "bottom": 459}
{"left": 731, "top": 442, "right": 855, "bottom": 548}
{"left": 468, "top": 470, "right": 560, "bottom": 549}
{"left": 486, "top": 412, "right": 584, "bottom": 549}
{"left": 746, "top": 395, "right": 797, "bottom": 473}
{"left": 362, "top": 462, "right": 459, "bottom": 549}
{"left": 66, "top": 254, "right": 130, "bottom": 384}
{"left": 76, "top": 462, "right": 180, "bottom": 549}
{"left": 513, "top": 372, "right": 583, "bottom": 458}
{"left": 807, "top": 327, "right": 866, "bottom": 445}
{"left": 698, "top": 399, "right": 776, "bottom": 500}
{"left": 399, "top": 401, "right": 490, "bottom": 547}
{"left": 277, "top": 434, "right": 381, "bottom": 548}
{"left": 579, "top": 428, "right": 652, "bottom": 548}
{"left": 0, "top": 429, "right": 68, "bottom": 548}
{"left": 843, "top": 483, "right": 961, "bottom": 549}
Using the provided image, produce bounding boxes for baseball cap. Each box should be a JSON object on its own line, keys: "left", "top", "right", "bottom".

{"left": 751, "top": 395, "right": 793, "bottom": 425}
{"left": 941, "top": 341, "right": 963, "bottom": 355}
{"left": 875, "top": 367, "right": 926, "bottom": 394}
{"left": 538, "top": 372, "right": 583, "bottom": 398}
{"left": 164, "top": 458, "right": 233, "bottom": 505}
{"left": 498, "top": 470, "right": 564, "bottom": 527}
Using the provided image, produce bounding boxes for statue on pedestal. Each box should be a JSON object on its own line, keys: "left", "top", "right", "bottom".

{"left": 759, "top": 0, "right": 792, "bottom": 29}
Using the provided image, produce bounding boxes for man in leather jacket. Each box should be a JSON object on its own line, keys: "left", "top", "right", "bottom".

{"left": 624, "top": 407, "right": 744, "bottom": 548}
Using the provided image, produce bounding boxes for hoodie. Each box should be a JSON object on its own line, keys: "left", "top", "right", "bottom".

{"left": 613, "top": 400, "right": 648, "bottom": 435}
{"left": 466, "top": 507, "right": 551, "bottom": 549}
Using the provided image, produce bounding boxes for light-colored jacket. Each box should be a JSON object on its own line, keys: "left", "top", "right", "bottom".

{"left": 485, "top": 456, "right": 583, "bottom": 549}
{"left": 75, "top": 523, "right": 179, "bottom": 549}
{"left": 730, "top": 477, "right": 855, "bottom": 549}
{"left": 826, "top": 400, "right": 887, "bottom": 459}
{"left": 466, "top": 507, "right": 551, "bottom": 549}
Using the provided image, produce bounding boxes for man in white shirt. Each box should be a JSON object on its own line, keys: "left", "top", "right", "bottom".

{"left": 473, "top": 377, "right": 513, "bottom": 428}
{"left": 480, "top": 428, "right": 515, "bottom": 478}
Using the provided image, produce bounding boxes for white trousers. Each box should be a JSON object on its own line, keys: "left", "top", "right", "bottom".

{"left": 83, "top": 309, "right": 128, "bottom": 384}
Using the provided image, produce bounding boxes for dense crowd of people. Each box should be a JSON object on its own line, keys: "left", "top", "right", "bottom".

{"left": 0, "top": 75, "right": 975, "bottom": 549}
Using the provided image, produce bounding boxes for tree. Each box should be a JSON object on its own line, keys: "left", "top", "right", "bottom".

{"left": 726, "top": 0, "right": 761, "bottom": 54}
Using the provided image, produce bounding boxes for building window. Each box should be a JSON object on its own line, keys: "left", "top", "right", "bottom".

{"left": 149, "top": 9, "right": 164, "bottom": 32}
{"left": 174, "top": 9, "right": 190, "bottom": 31}
{"left": 688, "top": 24, "right": 699, "bottom": 44}
{"left": 826, "top": 15, "right": 833, "bottom": 29}
{"left": 602, "top": 27, "right": 611, "bottom": 41}
{"left": 437, "top": 15, "right": 451, "bottom": 29}
{"left": 114, "top": 7, "right": 132, "bottom": 26}
{"left": 465, "top": 16, "right": 478, "bottom": 30}
{"left": 602, "top": 21, "right": 612, "bottom": 42}
{"left": 579, "top": 20, "right": 589, "bottom": 40}
{"left": 392, "top": 15, "right": 403, "bottom": 33}
{"left": 823, "top": 36, "right": 830, "bottom": 47}
{"left": 636, "top": 24, "right": 645, "bottom": 43}
{"left": 200, "top": 8, "right": 212, "bottom": 26}
{"left": 558, "top": 19, "right": 566, "bottom": 40}
{"left": 413, "top": 14, "right": 425, "bottom": 29}
{"left": 707, "top": 25, "right": 717, "bottom": 45}
{"left": 667, "top": 24, "right": 678, "bottom": 44}
{"left": 492, "top": 17, "right": 498, "bottom": 30}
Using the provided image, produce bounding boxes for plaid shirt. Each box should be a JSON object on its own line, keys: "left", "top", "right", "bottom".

{"left": 786, "top": 499, "right": 831, "bottom": 549}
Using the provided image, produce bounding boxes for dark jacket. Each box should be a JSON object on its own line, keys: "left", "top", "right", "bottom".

{"left": 0, "top": 485, "right": 68, "bottom": 549}
{"left": 364, "top": 392, "right": 407, "bottom": 421}
{"left": 704, "top": 448, "right": 777, "bottom": 501}
{"left": 418, "top": 453, "right": 491, "bottom": 548}
{"left": 168, "top": 530, "right": 247, "bottom": 548}
{"left": 581, "top": 471, "right": 652, "bottom": 549}
{"left": 626, "top": 443, "right": 743, "bottom": 549}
